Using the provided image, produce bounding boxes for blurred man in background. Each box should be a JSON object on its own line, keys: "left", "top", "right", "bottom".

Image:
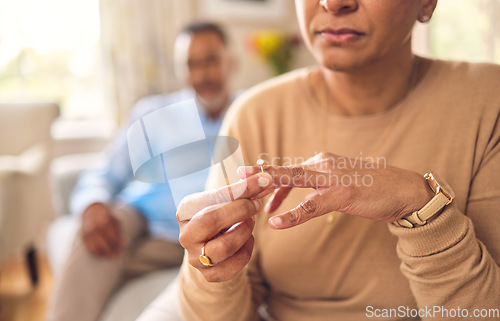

{"left": 47, "top": 21, "right": 237, "bottom": 321}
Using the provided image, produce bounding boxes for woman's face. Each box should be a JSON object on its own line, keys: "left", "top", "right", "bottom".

{"left": 295, "top": 0, "right": 436, "bottom": 71}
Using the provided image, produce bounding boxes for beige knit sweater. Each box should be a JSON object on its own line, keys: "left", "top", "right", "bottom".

{"left": 178, "top": 59, "right": 500, "bottom": 321}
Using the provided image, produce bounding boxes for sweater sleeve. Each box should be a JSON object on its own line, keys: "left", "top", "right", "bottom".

{"left": 178, "top": 256, "right": 259, "bottom": 321}
{"left": 388, "top": 110, "right": 500, "bottom": 320}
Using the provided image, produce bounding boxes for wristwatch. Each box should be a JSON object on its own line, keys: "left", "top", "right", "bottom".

{"left": 393, "top": 172, "right": 455, "bottom": 228}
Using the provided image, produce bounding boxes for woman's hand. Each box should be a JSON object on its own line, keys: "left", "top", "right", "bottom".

{"left": 177, "top": 172, "right": 273, "bottom": 282}
{"left": 238, "top": 153, "right": 435, "bottom": 229}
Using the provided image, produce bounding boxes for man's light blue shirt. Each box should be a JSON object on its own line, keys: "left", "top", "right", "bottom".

{"left": 70, "top": 89, "right": 228, "bottom": 242}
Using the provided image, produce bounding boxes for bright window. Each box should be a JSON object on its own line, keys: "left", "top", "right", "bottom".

{"left": 430, "top": 0, "right": 499, "bottom": 63}
{"left": 0, "top": 0, "right": 109, "bottom": 120}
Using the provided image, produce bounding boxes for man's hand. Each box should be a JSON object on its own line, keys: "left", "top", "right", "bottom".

{"left": 81, "top": 203, "right": 126, "bottom": 259}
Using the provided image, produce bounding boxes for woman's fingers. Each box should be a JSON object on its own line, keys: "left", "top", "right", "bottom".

{"left": 198, "top": 236, "right": 255, "bottom": 283}
{"left": 252, "top": 185, "right": 276, "bottom": 200}
{"left": 180, "top": 203, "right": 257, "bottom": 283}
{"left": 188, "top": 216, "right": 255, "bottom": 268}
{"left": 264, "top": 187, "right": 292, "bottom": 213}
{"left": 265, "top": 187, "right": 321, "bottom": 214}
{"left": 177, "top": 172, "right": 273, "bottom": 222}
{"left": 239, "top": 165, "right": 332, "bottom": 189}
{"left": 176, "top": 171, "right": 282, "bottom": 282}
{"left": 180, "top": 199, "right": 260, "bottom": 245}
{"left": 268, "top": 192, "right": 336, "bottom": 229}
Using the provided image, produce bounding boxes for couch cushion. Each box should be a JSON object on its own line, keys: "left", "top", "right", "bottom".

{"left": 135, "top": 276, "right": 184, "bottom": 321}
{"left": 99, "top": 269, "right": 180, "bottom": 321}
{"left": 46, "top": 215, "right": 79, "bottom": 276}
{"left": 47, "top": 215, "right": 181, "bottom": 321}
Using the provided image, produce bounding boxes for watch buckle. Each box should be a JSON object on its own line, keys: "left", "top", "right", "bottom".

{"left": 435, "top": 185, "right": 453, "bottom": 205}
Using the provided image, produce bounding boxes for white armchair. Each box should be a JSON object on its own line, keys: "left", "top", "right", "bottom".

{"left": 0, "top": 101, "right": 59, "bottom": 285}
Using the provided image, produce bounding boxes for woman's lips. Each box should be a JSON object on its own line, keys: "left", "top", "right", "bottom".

{"left": 317, "top": 28, "right": 364, "bottom": 44}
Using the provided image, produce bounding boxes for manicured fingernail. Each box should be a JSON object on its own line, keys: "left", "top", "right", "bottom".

{"left": 237, "top": 166, "right": 256, "bottom": 178}
{"left": 253, "top": 199, "right": 261, "bottom": 211}
{"left": 258, "top": 173, "right": 272, "bottom": 187}
{"left": 269, "top": 216, "right": 282, "bottom": 228}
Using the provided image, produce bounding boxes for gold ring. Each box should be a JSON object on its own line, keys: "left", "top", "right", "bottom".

{"left": 199, "top": 243, "right": 215, "bottom": 267}
{"left": 256, "top": 159, "right": 264, "bottom": 173}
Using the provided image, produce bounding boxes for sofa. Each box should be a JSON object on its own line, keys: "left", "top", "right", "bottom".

{"left": 46, "top": 153, "right": 183, "bottom": 321}
{"left": 0, "top": 101, "right": 59, "bottom": 285}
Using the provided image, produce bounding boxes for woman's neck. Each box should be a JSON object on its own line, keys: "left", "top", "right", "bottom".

{"left": 320, "top": 52, "right": 420, "bottom": 116}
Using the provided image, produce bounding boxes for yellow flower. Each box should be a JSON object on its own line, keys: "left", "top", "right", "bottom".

{"left": 254, "top": 31, "right": 284, "bottom": 58}
{"left": 248, "top": 30, "right": 301, "bottom": 75}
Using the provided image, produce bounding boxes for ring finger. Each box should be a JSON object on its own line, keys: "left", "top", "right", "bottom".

{"left": 192, "top": 216, "right": 255, "bottom": 268}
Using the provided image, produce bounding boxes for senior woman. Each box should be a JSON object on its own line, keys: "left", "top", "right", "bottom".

{"left": 147, "top": 0, "right": 500, "bottom": 320}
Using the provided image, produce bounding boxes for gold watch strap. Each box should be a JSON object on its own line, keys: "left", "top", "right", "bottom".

{"left": 393, "top": 192, "right": 451, "bottom": 228}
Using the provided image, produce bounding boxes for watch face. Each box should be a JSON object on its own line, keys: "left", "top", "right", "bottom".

{"left": 428, "top": 172, "right": 456, "bottom": 199}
